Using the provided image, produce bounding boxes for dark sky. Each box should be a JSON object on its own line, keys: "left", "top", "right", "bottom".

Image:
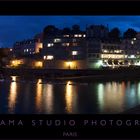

{"left": 1, "top": 16, "right": 140, "bottom": 48}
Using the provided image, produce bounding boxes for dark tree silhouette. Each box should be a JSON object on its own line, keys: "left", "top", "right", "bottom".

{"left": 43, "top": 25, "right": 58, "bottom": 39}
{"left": 109, "top": 28, "right": 121, "bottom": 40}
{"left": 62, "top": 28, "right": 71, "bottom": 34}
{"left": 123, "top": 28, "right": 137, "bottom": 39}
{"left": 72, "top": 25, "right": 80, "bottom": 32}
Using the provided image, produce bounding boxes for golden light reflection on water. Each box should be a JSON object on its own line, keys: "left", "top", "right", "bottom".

{"left": 36, "top": 79, "right": 54, "bottom": 113}
{"left": 65, "top": 81, "right": 78, "bottom": 113}
{"left": 8, "top": 76, "right": 17, "bottom": 113}
{"left": 65, "top": 81, "right": 73, "bottom": 113}
{"left": 97, "top": 81, "right": 126, "bottom": 113}
{"left": 36, "top": 79, "right": 43, "bottom": 112}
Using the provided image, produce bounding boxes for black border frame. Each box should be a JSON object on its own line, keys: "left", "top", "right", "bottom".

{"left": 0, "top": 0, "right": 140, "bottom": 139}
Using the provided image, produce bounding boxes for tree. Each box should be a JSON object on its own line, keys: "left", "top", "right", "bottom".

{"left": 108, "top": 28, "right": 121, "bottom": 40}
{"left": 43, "top": 25, "right": 57, "bottom": 39}
{"left": 72, "top": 25, "right": 80, "bottom": 32}
{"left": 123, "top": 28, "right": 137, "bottom": 39}
{"left": 62, "top": 27, "right": 71, "bottom": 34}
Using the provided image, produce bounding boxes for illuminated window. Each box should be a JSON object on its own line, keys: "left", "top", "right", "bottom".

{"left": 47, "top": 55, "right": 54, "bottom": 60}
{"left": 10, "top": 49, "right": 12, "bottom": 51}
{"left": 72, "top": 51, "right": 78, "bottom": 55}
{"left": 128, "top": 55, "right": 135, "bottom": 58}
{"left": 74, "top": 34, "right": 82, "bottom": 37}
{"left": 103, "top": 49, "right": 108, "bottom": 53}
{"left": 74, "top": 34, "right": 78, "bottom": 37}
{"left": 35, "top": 61, "right": 43, "bottom": 68}
{"left": 131, "top": 41, "right": 134, "bottom": 45}
{"left": 62, "top": 43, "right": 70, "bottom": 46}
{"left": 83, "top": 34, "right": 86, "bottom": 37}
{"left": 47, "top": 43, "right": 54, "bottom": 47}
{"left": 54, "top": 39, "right": 61, "bottom": 43}
{"left": 27, "top": 49, "right": 29, "bottom": 52}
{"left": 133, "top": 38, "right": 136, "bottom": 40}
{"left": 43, "top": 56, "right": 46, "bottom": 60}
{"left": 64, "top": 35, "right": 70, "bottom": 37}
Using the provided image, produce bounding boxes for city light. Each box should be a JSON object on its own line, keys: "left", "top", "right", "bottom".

{"left": 72, "top": 51, "right": 78, "bottom": 55}
{"left": 43, "top": 56, "right": 46, "bottom": 60}
{"left": 47, "top": 55, "right": 54, "bottom": 60}
{"left": 131, "top": 41, "right": 134, "bottom": 45}
{"left": 54, "top": 38, "right": 61, "bottom": 43}
{"left": 47, "top": 43, "right": 54, "bottom": 47}
{"left": 35, "top": 61, "right": 43, "bottom": 68}
{"left": 63, "top": 35, "right": 70, "bottom": 37}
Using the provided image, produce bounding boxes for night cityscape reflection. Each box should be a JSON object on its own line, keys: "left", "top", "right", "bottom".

{"left": 1, "top": 16, "right": 140, "bottom": 114}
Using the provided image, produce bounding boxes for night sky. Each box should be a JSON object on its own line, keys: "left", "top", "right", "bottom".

{"left": 1, "top": 16, "right": 140, "bottom": 48}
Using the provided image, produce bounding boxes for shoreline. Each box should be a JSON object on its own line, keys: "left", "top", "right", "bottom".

{"left": 1, "top": 67, "right": 140, "bottom": 81}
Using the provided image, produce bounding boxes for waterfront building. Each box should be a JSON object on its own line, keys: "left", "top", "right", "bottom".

{"left": 13, "top": 36, "right": 43, "bottom": 57}
{"left": 10, "top": 24, "right": 140, "bottom": 70}
{"left": 43, "top": 25, "right": 87, "bottom": 69}
{"left": 121, "top": 37, "right": 140, "bottom": 66}
{"left": 86, "top": 38, "right": 124, "bottom": 69}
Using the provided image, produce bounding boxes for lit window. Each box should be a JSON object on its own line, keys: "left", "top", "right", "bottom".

{"left": 133, "top": 38, "right": 136, "bottom": 40}
{"left": 43, "top": 56, "right": 46, "bottom": 60}
{"left": 74, "top": 34, "right": 78, "bottom": 37}
{"left": 54, "top": 39, "right": 61, "bottom": 43}
{"left": 27, "top": 49, "right": 29, "bottom": 52}
{"left": 62, "top": 43, "right": 70, "bottom": 46}
{"left": 47, "top": 55, "right": 54, "bottom": 60}
{"left": 103, "top": 49, "right": 108, "bottom": 53}
{"left": 72, "top": 51, "right": 78, "bottom": 55}
{"left": 74, "top": 34, "right": 82, "bottom": 37}
{"left": 47, "top": 43, "right": 54, "bottom": 47}
{"left": 64, "top": 35, "right": 70, "bottom": 37}
{"left": 83, "top": 34, "right": 86, "bottom": 37}
{"left": 131, "top": 41, "right": 134, "bottom": 45}
{"left": 10, "top": 49, "right": 12, "bottom": 51}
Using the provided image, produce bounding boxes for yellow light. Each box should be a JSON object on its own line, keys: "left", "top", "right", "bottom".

{"left": 8, "top": 76, "right": 17, "bottom": 113}
{"left": 101, "top": 54, "right": 125, "bottom": 59}
{"left": 11, "top": 60, "right": 23, "bottom": 67}
{"left": 36, "top": 79, "right": 42, "bottom": 112}
{"left": 35, "top": 61, "right": 43, "bottom": 68}
{"left": 65, "top": 81, "right": 73, "bottom": 113}
{"left": 66, "top": 61, "right": 72, "bottom": 66}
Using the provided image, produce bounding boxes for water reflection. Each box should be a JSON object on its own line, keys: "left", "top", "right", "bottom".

{"left": 3, "top": 77, "right": 140, "bottom": 114}
{"left": 8, "top": 76, "right": 17, "bottom": 113}
{"left": 43, "top": 84, "right": 54, "bottom": 113}
{"left": 97, "top": 81, "right": 126, "bottom": 113}
{"left": 65, "top": 81, "right": 78, "bottom": 113}
{"left": 36, "top": 79, "right": 54, "bottom": 114}
{"left": 36, "top": 79, "right": 43, "bottom": 113}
